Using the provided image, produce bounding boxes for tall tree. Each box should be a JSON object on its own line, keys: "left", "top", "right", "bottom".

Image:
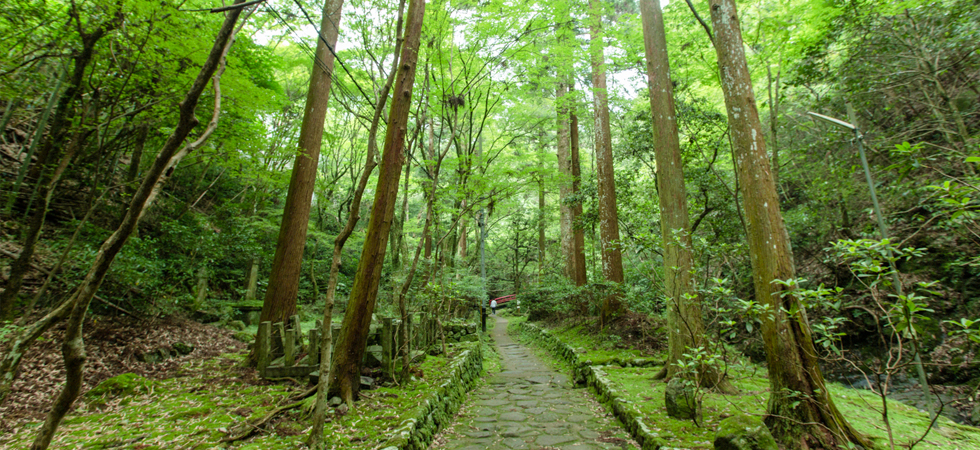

{"left": 709, "top": 0, "right": 869, "bottom": 447}
{"left": 556, "top": 81, "right": 576, "bottom": 282}
{"left": 258, "top": 0, "right": 346, "bottom": 326}
{"left": 328, "top": 0, "right": 425, "bottom": 404}
{"left": 568, "top": 107, "right": 587, "bottom": 286}
{"left": 307, "top": 0, "right": 406, "bottom": 442}
{"left": 588, "top": 0, "right": 625, "bottom": 325}
{"left": 638, "top": 0, "right": 701, "bottom": 380}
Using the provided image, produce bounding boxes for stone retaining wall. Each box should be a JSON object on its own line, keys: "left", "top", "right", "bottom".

{"left": 381, "top": 340, "right": 484, "bottom": 450}
{"left": 518, "top": 322, "right": 666, "bottom": 450}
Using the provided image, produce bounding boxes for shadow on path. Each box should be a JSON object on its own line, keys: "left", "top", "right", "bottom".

{"left": 430, "top": 315, "right": 637, "bottom": 450}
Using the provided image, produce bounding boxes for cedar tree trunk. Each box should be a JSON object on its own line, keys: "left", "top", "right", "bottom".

{"left": 588, "top": 0, "right": 625, "bottom": 326}
{"left": 709, "top": 0, "right": 870, "bottom": 447}
{"left": 259, "top": 0, "right": 345, "bottom": 326}
{"left": 328, "top": 0, "right": 425, "bottom": 404}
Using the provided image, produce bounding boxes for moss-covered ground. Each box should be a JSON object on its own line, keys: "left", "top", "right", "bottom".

{"left": 512, "top": 316, "right": 980, "bottom": 450}
{"left": 0, "top": 341, "right": 479, "bottom": 449}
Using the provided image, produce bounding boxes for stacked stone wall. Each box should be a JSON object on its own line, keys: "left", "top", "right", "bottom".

{"left": 381, "top": 340, "right": 484, "bottom": 450}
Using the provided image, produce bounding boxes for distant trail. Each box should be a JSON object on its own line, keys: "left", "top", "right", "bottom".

{"left": 430, "top": 315, "right": 637, "bottom": 450}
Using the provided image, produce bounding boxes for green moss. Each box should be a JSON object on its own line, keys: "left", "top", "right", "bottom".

{"left": 86, "top": 373, "right": 152, "bottom": 398}
{"left": 519, "top": 320, "right": 980, "bottom": 450}
{"left": 3, "top": 343, "right": 480, "bottom": 449}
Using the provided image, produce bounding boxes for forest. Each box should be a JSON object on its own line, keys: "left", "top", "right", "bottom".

{"left": 0, "top": 0, "right": 978, "bottom": 447}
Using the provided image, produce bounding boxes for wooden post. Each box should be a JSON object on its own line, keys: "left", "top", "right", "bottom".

{"left": 382, "top": 317, "right": 393, "bottom": 378}
{"left": 284, "top": 328, "right": 295, "bottom": 366}
{"left": 257, "top": 321, "right": 271, "bottom": 372}
{"left": 291, "top": 314, "right": 303, "bottom": 349}
{"left": 309, "top": 328, "right": 320, "bottom": 365}
{"left": 275, "top": 321, "right": 286, "bottom": 357}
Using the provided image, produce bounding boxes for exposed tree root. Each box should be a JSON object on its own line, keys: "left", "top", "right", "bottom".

{"left": 220, "top": 387, "right": 316, "bottom": 443}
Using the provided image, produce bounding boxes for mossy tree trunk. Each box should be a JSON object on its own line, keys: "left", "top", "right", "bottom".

{"left": 588, "top": 0, "right": 625, "bottom": 326}
{"left": 328, "top": 0, "right": 425, "bottom": 404}
{"left": 258, "top": 0, "right": 346, "bottom": 327}
{"left": 708, "top": 0, "right": 869, "bottom": 447}
{"left": 639, "top": 0, "right": 710, "bottom": 384}
{"left": 569, "top": 107, "right": 587, "bottom": 286}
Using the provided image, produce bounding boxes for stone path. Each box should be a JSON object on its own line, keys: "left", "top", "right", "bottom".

{"left": 430, "top": 315, "right": 637, "bottom": 450}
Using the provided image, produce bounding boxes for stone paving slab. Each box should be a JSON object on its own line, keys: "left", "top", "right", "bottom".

{"left": 430, "top": 316, "right": 637, "bottom": 450}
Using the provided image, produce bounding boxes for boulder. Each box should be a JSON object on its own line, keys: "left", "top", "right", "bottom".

{"left": 665, "top": 377, "right": 701, "bottom": 421}
{"left": 360, "top": 375, "right": 375, "bottom": 390}
{"left": 713, "top": 415, "right": 777, "bottom": 450}
{"left": 226, "top": 320, "right": 246, "bottom": 331}
{"left": 460, "top": 334, "right": 479, "bottom": 343}
{"left": 86, "top": 373, "right": 151, "bottom": 398}
{"left": 136, "top": 346, "right": 172, "bottom": 364}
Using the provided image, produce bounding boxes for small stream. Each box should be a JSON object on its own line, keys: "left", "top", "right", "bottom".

{"left": 827, "top": 369, "right": 975, "bottom": 425}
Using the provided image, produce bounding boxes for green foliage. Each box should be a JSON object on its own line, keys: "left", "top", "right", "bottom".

{"left": 518, "top": 279, "right": 614, "bottom": 322}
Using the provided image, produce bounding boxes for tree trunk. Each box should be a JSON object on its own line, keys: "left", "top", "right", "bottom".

{"left": 126, "top": 123, "right": 148, "bottom": 193}
{"left": 569, "top": 96, "right": 588, "bottom": 287}
{"left": 29, "top": 6, "right": 244, "bottom": 447}
{"left": 588, "top": 0, "right": 625, "bottom": 326}
{"left": 639, "top": 0, "right": 732, "bottom": 391}
{"left": 457, "top": 199, "right": 467, "bottom": 265}
{"left": 307, "top": 0, "right": 401, "bottom": 430}
{"left": 708, "top": 0, "right": 869, "bottom": 447}
{"left": 767, "top": 65, "right": 780, "bottom": 187}
{"left": 556, "top": 83, "right": 576, "bottom": 282}
{"left": 328, "top": 0, "right": 425, "bottom": 404}
{"left": 537, "top": 144, "right": 546, "bottom": 281}
{"left": 259, "top": 0, "right": 346, "bottom": 326}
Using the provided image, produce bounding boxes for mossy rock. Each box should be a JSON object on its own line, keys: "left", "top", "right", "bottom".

{"left": 86, "top": 373, "right": 151, "bottom": 400}
{"left": 232, "top": 331, "right": 252, "bottom": 343}
{"left": 665, "top": 378, "right": 701, "bottom": 422}
{"left": 173, "top": 342, "right": 194, "bottom": 355}
{"left": 713, "top": 415, "right": 777, "bottom": 450}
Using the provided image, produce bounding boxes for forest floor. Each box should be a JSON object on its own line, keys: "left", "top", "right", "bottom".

{"left": 0, "top": 315, "right": 487, "bottom": 448}
{"left": 508, "top": 313, "right": 980, "bottom": 450}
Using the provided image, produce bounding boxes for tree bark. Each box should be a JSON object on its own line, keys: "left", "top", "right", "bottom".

{"left": 308, "top": 0, "right": 401, "bottom": 437}
{"left": 258, "top": 0, "right": 346, "bottom": 326}
{"left": 708, "top": 0, "right": 869, "bottom": 447}
{"left": 639, "top": 0, "right": 733, "bottom": 391}
{"left": 588, "top": 0, "right": 625, "bottom": 326}
{"left": 29, "top": 6, "right": 244, "bottom": 447}
{"left": 767, "top": 64, "right": 780, "bottom": 187}
{"left": 569, "top": 96, "right": 588, "bottom": 286}
{"left": 556, "top": 83, "right": 575, "bottom": 282}
{"left": 537, "top": 143, "right": 546, "bottom": 281}
{"left": 328, "top": 0, "right": 425, "bottom": 404}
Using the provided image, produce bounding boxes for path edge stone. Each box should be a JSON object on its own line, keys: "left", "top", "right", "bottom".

{"left": 518, "top": 322, "right": 666, "bottom": 450}
{"left": 380, "top": 340, "right": 484, "bottom": 450}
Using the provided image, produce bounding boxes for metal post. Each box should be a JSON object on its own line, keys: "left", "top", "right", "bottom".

{"left": 810, "top": 105, "right": 937, "bottom": 425}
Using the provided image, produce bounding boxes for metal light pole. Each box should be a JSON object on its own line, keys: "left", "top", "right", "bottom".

{"left": 809, "top": 105, "right": 937, "bottom": 424}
